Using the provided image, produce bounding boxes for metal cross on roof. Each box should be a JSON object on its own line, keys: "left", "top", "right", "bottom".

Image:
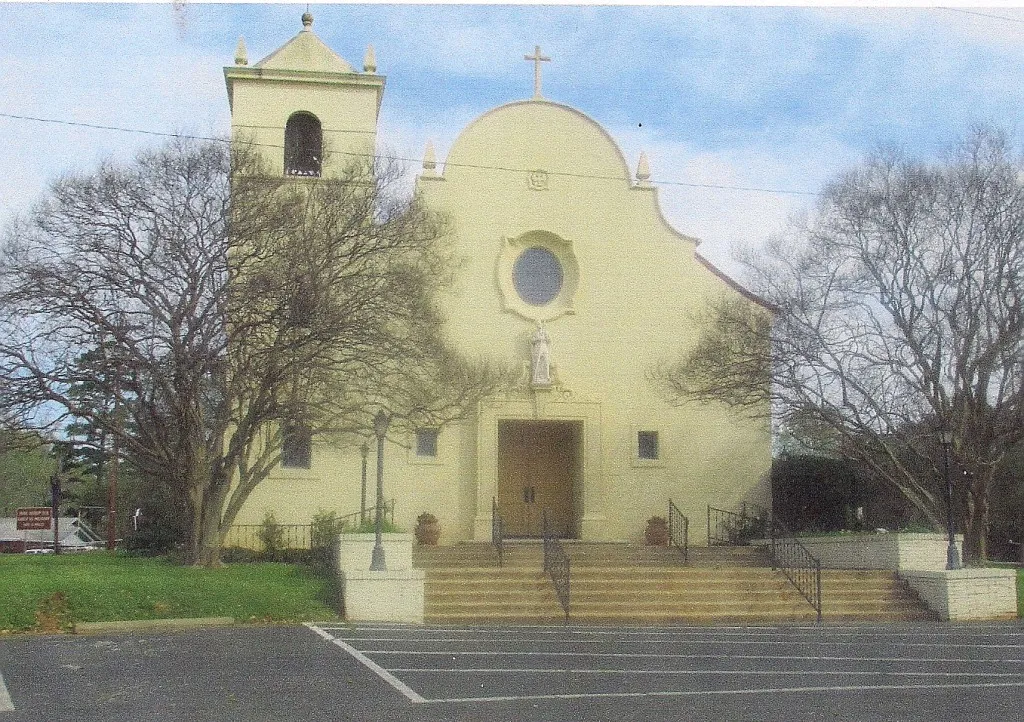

{"left": 524, "top": 45, "right": 551, "bottom": 99}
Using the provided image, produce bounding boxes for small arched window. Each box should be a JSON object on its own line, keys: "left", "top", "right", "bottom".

{"left": 284, "top": 112, "right": 322, "bottom": 177}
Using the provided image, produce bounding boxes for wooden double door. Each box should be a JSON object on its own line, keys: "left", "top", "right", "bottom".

{"left": 497, "top": 420, "right": 581, "bottom": 538}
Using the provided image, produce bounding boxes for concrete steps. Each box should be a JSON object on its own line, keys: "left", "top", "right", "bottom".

{"left": 414, "top": 543, "right": 936, "bottom": 625}
{"left": 423, "top": 566, "right": 566, "bottom": 623}
{"left": 821, "top": 570, "right": 937, "bottom": 621}
{"left": 413, "top": 542, "right": 769, "bottom": 568}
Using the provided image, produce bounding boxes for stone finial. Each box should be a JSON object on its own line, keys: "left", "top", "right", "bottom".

{"left": 635, "top": 151, "right": 652, "bottom": 187}
{"left": 301, "top": 11, "right": 313, "bottom": 31}
{"left": 234, "top": 36, "right": 248, "bottom": 66}
{"left": 422, "top": 140, "right": 438, "bottom": 177}
{"left": 363, "top": 44, "right": 377, "bottom": 73}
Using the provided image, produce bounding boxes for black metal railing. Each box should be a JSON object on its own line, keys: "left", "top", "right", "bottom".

{"left": 768, "top": 516, "right": 823, "bottom": 623}
{"left": 492, "top": 497, "right": 505, "bottom": 568}
{"left": 542, "top": 509, "right": 570, "bottom": 622}
{"left": 224, "top": 522, "right": 314, "bottom": 550}
{"left": 707, "top": 504, "right": 767, "bottom": 546}
{"left": 225, "top": 499, "right": 395, "bottom": 551}
{"left": 668, "top": 500, "right": 689, "bottom": 564}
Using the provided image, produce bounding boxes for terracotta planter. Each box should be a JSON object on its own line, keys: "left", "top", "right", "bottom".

{"left": 415, "top": 514, "right": 441, "bottom": 546}
{"left": 644, "top": 516, "right": 669, "bottom": 546}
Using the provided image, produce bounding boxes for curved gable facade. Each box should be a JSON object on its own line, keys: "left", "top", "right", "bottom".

{"left": 229, "top": 19, "right": 771, "bottom": 545}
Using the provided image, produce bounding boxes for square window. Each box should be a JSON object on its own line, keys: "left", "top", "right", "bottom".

{"left": 638, "top": 430, "right": 659, "bottom": 460}
{"left": 415, "top": 429, "right": 439, "bottom": 458}
{"left": 281, "top": 425, "right": 312, "bottom": 469}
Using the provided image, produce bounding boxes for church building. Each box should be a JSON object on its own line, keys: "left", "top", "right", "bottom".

{"left": 224, "top": 14, "right": 772, "bottom": 544}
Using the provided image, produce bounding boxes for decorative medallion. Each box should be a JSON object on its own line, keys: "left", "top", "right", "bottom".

{"left": 528, "top": 169, "right": 549, "bottom": 191}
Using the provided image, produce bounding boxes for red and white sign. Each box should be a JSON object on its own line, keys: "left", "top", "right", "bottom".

{"left": 16, "top": 507, "right": 52, "bottom": 531}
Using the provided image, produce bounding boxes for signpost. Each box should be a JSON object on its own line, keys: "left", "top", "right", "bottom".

{"left": 16, "top": 507, "right": 52, "bottom": 531}
{"left": 16, "top": 507, "right": 52, "bottom": 553}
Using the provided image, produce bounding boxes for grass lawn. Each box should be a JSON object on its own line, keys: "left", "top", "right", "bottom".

{"left": 0, "top": 553, "right": 339, "bottom": 633}
{"left": 1018, "top": 569, "right": 1023, "bottom": 618}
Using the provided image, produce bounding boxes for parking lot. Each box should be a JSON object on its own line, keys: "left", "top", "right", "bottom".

{"left": 1, "top": 622, "right": 1022, "bottom": 721}
{"left": 309, "top": 621, "right": 1024, "bottom": 720}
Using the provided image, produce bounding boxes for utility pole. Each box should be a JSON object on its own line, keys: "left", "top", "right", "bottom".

{"left": 50, "top": 444, "right": 64, "bottom": 554}
{"left": 107, "top": 376, "right": 120, "bottom": 552}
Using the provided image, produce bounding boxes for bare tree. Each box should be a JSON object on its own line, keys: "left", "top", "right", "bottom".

{"left": 656, "top": 128, "right": 1024, "bottom": 563}
{"left": 0, "top": 138, "right": 509, "bottom": 566}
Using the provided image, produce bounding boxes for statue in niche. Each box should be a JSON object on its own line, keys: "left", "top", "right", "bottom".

{"left": 531, "top": 324, "right": 552, "bottom": 387}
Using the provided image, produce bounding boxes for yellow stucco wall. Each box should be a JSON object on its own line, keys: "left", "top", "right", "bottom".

{"left": 228, "top": 24, "right": 771, "bottom": 546}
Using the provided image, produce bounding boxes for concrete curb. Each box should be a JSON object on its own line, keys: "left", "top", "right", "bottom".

{"left": 73, "top": 616, "right": 235, "bottom": 634}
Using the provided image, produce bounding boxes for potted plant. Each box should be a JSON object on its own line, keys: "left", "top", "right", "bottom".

{"left": 415, "top": 512, "right": 441, "bottom": 545}
{"left": 644, "top": 516, "right": 669, "bottom": 546}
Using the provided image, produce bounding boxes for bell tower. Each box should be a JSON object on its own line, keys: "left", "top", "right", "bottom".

{"left": 224, "top": 12, "right": 385, "bottom": 177}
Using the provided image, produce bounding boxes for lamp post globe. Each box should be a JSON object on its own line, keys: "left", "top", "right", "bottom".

{"left": 370, "top": 410, "right": 390, "bottom": 571}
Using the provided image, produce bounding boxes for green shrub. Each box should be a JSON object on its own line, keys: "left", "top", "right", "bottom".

{"left": 310, "top": 509, "right": 345, "bottom": 549}
{"left": 257, "top": 511, "right": 285, "bottom": 561}
{"left": 346, "top": 518, "right": 402, "bottom": 534}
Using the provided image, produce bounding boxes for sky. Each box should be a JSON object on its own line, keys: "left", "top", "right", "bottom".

{"left": 2, "top": 2, "right": 1024, "bottom": 276}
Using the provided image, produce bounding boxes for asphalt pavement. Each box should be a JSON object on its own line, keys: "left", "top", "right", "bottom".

{"left": 1, "top": 621, "right": 1022, "bottom": 721}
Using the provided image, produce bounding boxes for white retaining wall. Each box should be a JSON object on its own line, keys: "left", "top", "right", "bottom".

{"left": 794, "top": 533, "right": 961, "bottom": 571}
{"left": 335, "top": 533, "right": 425, "bottom": 624}
{"left": 900, "top": 568, "right": 1018, "bottom": 621}
{"left": 337, "top": 533, "right": 415, "bottom": 572}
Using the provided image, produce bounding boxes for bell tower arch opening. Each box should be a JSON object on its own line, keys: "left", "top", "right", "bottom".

{"left": 284, "top": 112, "right": 323, "bottom": 177}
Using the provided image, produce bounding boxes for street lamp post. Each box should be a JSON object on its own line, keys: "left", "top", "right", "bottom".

{"left": 370, "top": 410, "right": 390, "bottom": 571}
{"left": 940, "top": 430, "right": 961, "bottom": 570}
{"left": 359, "top": 442, "right": 369, "bottom": 525}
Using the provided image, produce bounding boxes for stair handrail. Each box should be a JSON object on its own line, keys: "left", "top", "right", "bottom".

{"left": 542, "top": 509, "right": 570, "bottom": 622}
{"left": 491, "top": 497, "right": 504, "bottom": 568}
{"left": 668, "top": 500, "right": 689, "bottom": 564}
{"left": 768, "top": 515, "right": 823, "bottom": 623}
{"left": 707, "top": 504, "right": 766, "bottom": 546}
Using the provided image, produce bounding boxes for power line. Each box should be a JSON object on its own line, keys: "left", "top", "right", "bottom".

{"left": 0, "top": 112, "right": 220, "bottom": 142}
{"left": 0, "top": 111, "right": 819, "bottom": 198}
{"left": 939, "top": 7, "right": 1024, "bottom": 25}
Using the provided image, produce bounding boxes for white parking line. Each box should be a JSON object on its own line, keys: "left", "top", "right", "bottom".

{"left": 317, "top": 624, "right": 1024, "bottom": 640}
{"left": 0, "top": 671, "right": 14, "bottom": 712}
{"left": 389, "top": 668, "right": 1021, "bottom": 678}
{"left": 304, "top": 624, "right": 426, "bottom": 703}
{"left": 420, "top": 680, "right": 1024, "bottom": 705}
{"left": 360, "top": 649, "right": 1024, "bottom": 665}
{"left": 326, "top": 634, "right": 1024, "bottom": 650}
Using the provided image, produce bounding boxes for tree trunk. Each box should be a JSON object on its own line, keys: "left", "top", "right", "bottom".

{"left": 193, "top": 502, "right": 224, "bottom": 568}
{"left": 189, "top": 463, "right": 236, "bottom": 568}
{"left": 181, "top": 451, "right": 221, "bottom": 567}
{"left": 962, "top": 473, "right": 990, "bottom": 565}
